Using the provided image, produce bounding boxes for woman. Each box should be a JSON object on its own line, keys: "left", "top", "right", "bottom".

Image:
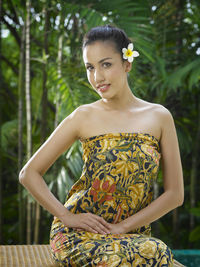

{"left": 19, "top": 25, "right": 184, "bottom": 266}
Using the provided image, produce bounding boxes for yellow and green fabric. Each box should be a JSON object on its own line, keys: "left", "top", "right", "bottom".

{"left": 50, "top": 133, "right": 174, "bottom": 266}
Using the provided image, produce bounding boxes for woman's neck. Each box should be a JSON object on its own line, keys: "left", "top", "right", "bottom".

{"left": 101, "top": 87, "right": 137, "bottom": 111}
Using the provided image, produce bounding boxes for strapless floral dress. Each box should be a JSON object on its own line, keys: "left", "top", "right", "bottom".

{"left": 50, "top": 133, "right": 174, "bottom": 266}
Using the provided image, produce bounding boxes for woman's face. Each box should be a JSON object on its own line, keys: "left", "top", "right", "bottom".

{"left": 83, "top": 41, "right": 131, "bottom": 99}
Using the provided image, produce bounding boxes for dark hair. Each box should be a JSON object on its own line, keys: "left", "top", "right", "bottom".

{"left": 82, "top": 25, "right": 132, "bottom": 60}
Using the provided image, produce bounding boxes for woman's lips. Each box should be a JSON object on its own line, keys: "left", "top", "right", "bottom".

{"left": 97, "top": 84, "right": 110, "bottom": 92}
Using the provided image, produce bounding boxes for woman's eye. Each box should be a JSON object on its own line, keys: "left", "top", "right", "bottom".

{"left": 103, "top": 62, "right": 111, "bottom": 68}
{"left": 86, "top": 65, "right": 94, "bottom": 71}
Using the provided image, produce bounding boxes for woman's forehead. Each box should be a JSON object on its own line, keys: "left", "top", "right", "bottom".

{"left": 83, "top": 41, "right": 119, "bottom": 64}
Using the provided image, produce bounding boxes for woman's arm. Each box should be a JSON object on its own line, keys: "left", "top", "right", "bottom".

{"left": 110, "top": 106, "right": 184, "bottom": 234}
{"left": 19, "top": 107, "right": 81, "bottom": 220}
{"left": 19, "top": 106, "right": 111, "bottom": 234}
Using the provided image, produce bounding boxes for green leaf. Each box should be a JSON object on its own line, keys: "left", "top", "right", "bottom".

{"left": 189, "top": 226, "right": 200, "bottom": 242}
{"left": 190, "top": 207, "right": 200, "bottom": 217}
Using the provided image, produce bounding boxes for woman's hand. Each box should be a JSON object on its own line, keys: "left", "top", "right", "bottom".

{"left": 73, "top": 219, "right": 127, "bottom": 235}
{"left": 107, "top": 222, "right": 127, "bottom": 235}
{"left": 62, "top": 212, "right": 111, "bottom": 235}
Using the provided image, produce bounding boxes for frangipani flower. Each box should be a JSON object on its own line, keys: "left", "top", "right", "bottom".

{"left": 122, "top": 43, "right": 139, "bottom": 63}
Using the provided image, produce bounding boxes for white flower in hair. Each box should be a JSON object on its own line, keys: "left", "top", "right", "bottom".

{"left": 122, "top": 43, "right": 139, "bottom": 63}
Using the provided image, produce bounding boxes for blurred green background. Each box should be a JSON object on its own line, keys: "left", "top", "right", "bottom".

{"left": 0, "top": 0, "right": 200, "bottom": 251}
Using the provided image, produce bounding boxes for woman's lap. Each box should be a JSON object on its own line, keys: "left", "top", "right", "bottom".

{"left": 50, "top": 226, "right": 173, "bottom": 267}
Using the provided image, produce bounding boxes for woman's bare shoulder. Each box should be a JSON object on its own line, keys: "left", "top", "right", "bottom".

{"left": 149, "top": 102, "right": 174, "bottom": 129}
{"left": 73, "top": 101, "right": 101, "bottom": 118}
{"left": 137, "top": 97, "right": 172, "bottom": 118}
{"left": 153, "top": 103, "right": 172, "bottom": 117}
{"left": 72, "top": 101, "right": 101, "bottom": 133}
{"left": 135, "top": 98, "right": 174, "bottom": 140}
{"left": 151, "top": 103, "right": 173, "bottom": 124}
{"left": 147, "top": 103, "right": 176, "bottom": 142}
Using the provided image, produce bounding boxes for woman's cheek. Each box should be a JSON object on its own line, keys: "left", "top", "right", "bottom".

{"left": 88, "top": 74, "right": 96, "bottom": 90}
{"left": 87, "top": 72, "right": 93, "bottom": 85}
{"left": 108, "top": 66, "right": 119, "bottom": 77}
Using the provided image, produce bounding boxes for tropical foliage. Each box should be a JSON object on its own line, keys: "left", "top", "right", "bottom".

{"left": 0, "top": 0, "right": 200, "bottom": 249}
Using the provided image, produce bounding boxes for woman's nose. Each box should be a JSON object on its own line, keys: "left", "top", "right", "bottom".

{"left": 94, "top": 69, "right": 104, "bottom": 83}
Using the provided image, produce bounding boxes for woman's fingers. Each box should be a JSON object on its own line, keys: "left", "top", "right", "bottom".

{"left": 97, "top": 215, "right": 112, "bottom": 230}
{"left": 86, "top": 214, "right": 110, "bottom": 234}
{"left": 73, "top": 213, "right": 111, "bottom": 234}
{"left": 70, "top": 213, "right": 111, "bottom": 234}
{"left": 90, "top": 221, "right": 108, "bottom": 234}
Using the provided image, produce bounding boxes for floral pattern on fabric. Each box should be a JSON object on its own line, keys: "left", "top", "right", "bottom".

{"left": 50, "top": 133, "right": 173, "bottom": 266}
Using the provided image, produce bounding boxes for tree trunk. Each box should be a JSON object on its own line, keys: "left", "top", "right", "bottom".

{"left": 190, "top": 96, "right": 200, "bottom": 231}
{"left": 54, "top": 7, "right": 64, "bottom": 128}
{"left": 18, "top": 24, "right": 25, "bottom": 244}
{"left": 51, "top": 10, "right": 64, "bottom": 210}
{"left": 0, "top": 0, "right": 3, "bottom": 244}
{"left": 54, "top": 34, "right": 63, "bottom": 128}
{"left": 40, "top": 1, "right": 49, "bottom": 140}
{"left": 34, "top": 202, "right": 40, "bottom": 244}
{"left": 25, "top": 0, "right": 32, "bottom": 244}
{"left": 172, "top": 0, "right": 184, "bottom": 247}
{"left": 34, "top": 0, "right": 50, "bottom": 244}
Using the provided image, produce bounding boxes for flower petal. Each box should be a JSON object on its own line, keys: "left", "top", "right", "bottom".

{"left": 133, "top": 51, "right": 139, "bottom": 57}
{"left": 109, "top": 183, "right": 116, "bottom": 193}
{"left": 92, "top": 179, "right": 100, "bottom": 190}
{"left": 128, "top": 43, "right": 133, "bottom": 51}
{"left": 128, "top": 56, "right": 134, "bottom": 63}
{"left": 122, "top": 48, "right": 127, "bottom": 53}
{"left": 102, "top": 181, "right": 109, "bottom": 191}
{"left": 123, "top": 54, "right": 127, "bottom": 59}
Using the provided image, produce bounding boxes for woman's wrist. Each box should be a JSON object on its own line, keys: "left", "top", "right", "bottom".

{"left": 58, "top": 208, "right": 74, "bottom": 227}
{"left": 120, "top": 217, "right": 134, "bottom": 233}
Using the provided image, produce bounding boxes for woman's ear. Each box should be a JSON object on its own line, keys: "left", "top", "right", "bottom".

{"left": 124, "top": 61, "right": 132, "bottom": 73}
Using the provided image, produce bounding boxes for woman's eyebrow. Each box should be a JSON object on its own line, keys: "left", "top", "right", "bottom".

{"left": 98, "top": 57, "right": 112, "bottom": 63}
{"left": 85, "top": 57, "right": 112, "bottom": 65}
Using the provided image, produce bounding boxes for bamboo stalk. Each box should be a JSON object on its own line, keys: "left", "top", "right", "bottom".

{"left": 0, "top": 0, "right": 3, "bottom": 244}
{"left": 54, "top": 34, "right": 63, "bottom": 129}
{"left": 34, "top": 202, "right": 40, "bottom": 243}
{"left": 18, "top": 24, "right": 25, "bottom": 244}
{"left": 172, "top": 0, "right": 184, "bottom": 248}
{"left": 34, "top": 0, "right": 50, "bottom": 243}
{"left": 25, "top": 0, "right": 32, "bottom": 244}
{"left": 190, "top": 98, "right": 200, "bottom": 230}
